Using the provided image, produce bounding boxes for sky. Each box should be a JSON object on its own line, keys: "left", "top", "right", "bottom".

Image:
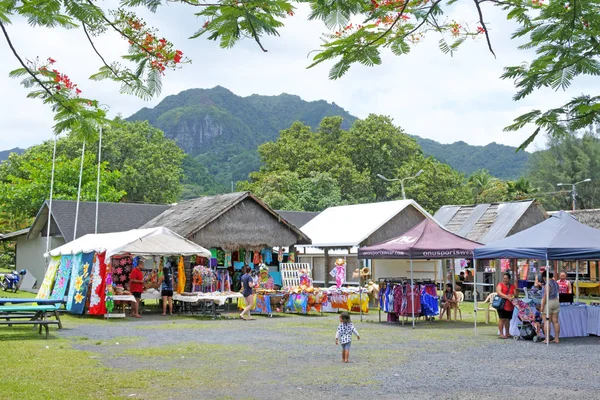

{"left": 0, "top": 2, "right": 594, "bottom": 152}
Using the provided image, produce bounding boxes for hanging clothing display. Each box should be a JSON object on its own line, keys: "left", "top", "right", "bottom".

{"left": 379, "top": 281, "right": 438, "bottom": 321}
{"left": 105, "top": 258, "right": 114, "bottom": 313}
{"left": 245, "top": 250, "right": 252, "bottom": 266}
{"left": 278, "top": 248, "right": 284, "bottom": 263}
{"left": 261, "top": 248, "right": 273, "bottom": 265}
{"left": 36, "top": 256, "right": 61, "bottom": 300}
{"left": 224, "top": 251, "right": 232, "bottom": 268}
{"left": 88, "top": 252, "right": 107, "bottom": 315}
{"left": 253, "top": 251, "right": 261, "bottom": 265}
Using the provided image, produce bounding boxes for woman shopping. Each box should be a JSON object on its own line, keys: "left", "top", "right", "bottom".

{"left": 496, "top": 273, "right": 516, "bottom": 339}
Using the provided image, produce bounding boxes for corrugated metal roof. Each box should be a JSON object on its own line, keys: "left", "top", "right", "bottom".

{"left": 434, "top": 200, "right": 535, "bottom": 244}
{"left": 299, "top": 199, "right": 432, "bottom": 248}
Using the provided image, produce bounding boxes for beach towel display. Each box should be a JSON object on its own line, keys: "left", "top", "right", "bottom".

{"left": 50, "top": 255, "right": 73, "bottom": 300}
{"left": 65, "top": 253, "right": 83, "bottom": 312}
{"left": 69, "top": 252, "right": 94, "bottom": 315}
{"left": 36, "top": 256, "right": 61, "bottom": 299}
{"left": 88, "top": 252, "right": 107, "bottom": 315}
{"left": 177, "top": 256, "right": 186, "bottom": 293}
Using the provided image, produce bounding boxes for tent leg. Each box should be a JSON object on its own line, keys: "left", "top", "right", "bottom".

{"left": 473, "top": 257, "right": 477, "bottom": 335}
{"left": 576, "top": 260, "right": 579, "bottom": 303}
{"left": 411, "top": 259, "right": 415, "bottom": 329}
{"left": 545, "top": 255, "right": 550, "bottom": 346}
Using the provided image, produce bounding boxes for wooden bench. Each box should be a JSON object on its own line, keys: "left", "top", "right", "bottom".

{"left": 0, "top": 305, "right": 62, "bottom": 339}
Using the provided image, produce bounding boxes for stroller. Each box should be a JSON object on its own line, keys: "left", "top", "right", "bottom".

{"left": 513, "top": 299, "right": 542, "bottom": 342}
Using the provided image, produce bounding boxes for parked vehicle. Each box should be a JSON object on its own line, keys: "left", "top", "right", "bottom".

{"left": 0, "top": 270, "right": 26, "bottom": 293}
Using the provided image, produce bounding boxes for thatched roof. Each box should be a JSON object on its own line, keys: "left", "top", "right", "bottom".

{"left": 548, "top": 209, "right": 600, "bottom": 230}
{"left": 141, "top": 192, "right": 311, "bottom": 250}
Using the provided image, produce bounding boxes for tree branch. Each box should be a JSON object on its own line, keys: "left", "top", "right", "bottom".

{"left": 245, "top": 11, "right": 267, "bottom": 52}
{"left": 474, "top": 0, "right": 496, "bottom": 58}
{"left": 83, "top": 23, "right": 120, "bottom": 79}
{"left": 0, "top": 20, "right": 73, "bottom": 112}
{"left": 365, "top": 0, "right": 412, "bottom": 47}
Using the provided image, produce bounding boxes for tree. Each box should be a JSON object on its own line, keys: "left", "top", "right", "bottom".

{"left": 0, "top": 151, "right": 125, "bottom": 224}
{"left": 527, "top": 131, "right": 600, "bottom": 210}
{"left": 241, "top": 115, "right": 470, "bottom": 212}
{"left": 387, "top": 156, "right": 473, "bottom": 212}
{"left": 0, "top": 120, "right": 185, "bottom": 227}
{"left": 3, "top": 0, "right": 598, "bottom": 147}
{"left": 505, "top": 177, "right": 537, "bottom": 201}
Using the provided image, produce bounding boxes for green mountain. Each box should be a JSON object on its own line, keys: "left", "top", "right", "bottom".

{"left": 128, "top": 86, "right": 357, "bottom": 196}
{"left": 127, "top": 86, "right": 530, "bottom": 197}
{"left": 414, "top": 137, "right": 530, "bottom": 180}
{"left": 0, "top": 148, "right": 25, "bottom": 162}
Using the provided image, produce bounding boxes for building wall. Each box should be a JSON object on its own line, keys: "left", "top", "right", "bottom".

{"left": 298, "top": 254, "right": 360, "bottom": 286}
{"left": 363, "top": 205, "right": 426, "bottom": 246}
{"left": 508, "top": 204, "right": 547, "bottom": 237}
{"left": 16, "top": 235, "right": 65, "bottom": 284}
{"left": 191, "top": 199, "right": 301, "bottom": 249}
{"left": 372, "top": 259, "right": 442, "bottom": 282}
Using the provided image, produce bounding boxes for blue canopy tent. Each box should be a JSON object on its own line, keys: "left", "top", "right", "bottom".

{"left": 474, "top": 210, "right": 600, "bottom": 341}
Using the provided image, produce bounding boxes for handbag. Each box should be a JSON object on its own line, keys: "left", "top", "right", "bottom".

{"left": 492, "top": 295, "right": 506, "bottom": 310}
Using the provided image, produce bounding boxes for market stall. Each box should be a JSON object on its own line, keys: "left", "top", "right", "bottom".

{"left": 359, "top": 218, "right": 482, "bottom": 328}
{"left": 475, "top": 210, "right": 600, "bottom": 340}
{"left": 37, "top": 227, "right": 211, "bottom": 318}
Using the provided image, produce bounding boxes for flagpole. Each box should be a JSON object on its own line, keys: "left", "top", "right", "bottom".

{"left": 45, "top": 134, "right": 58, "bottom": 257}
{"left": 95, "top": 126, "right": 103, "bottom": 234}
{"left": 73, "top": 140, "right": 86, "bottom": 240}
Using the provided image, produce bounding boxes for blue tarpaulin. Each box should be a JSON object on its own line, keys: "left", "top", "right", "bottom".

{"left": 474, "top": 210, "right": 600, "bottom": 260}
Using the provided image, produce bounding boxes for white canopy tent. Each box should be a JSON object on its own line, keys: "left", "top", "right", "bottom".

{"left": 46, "top": 227, "right": 211, "bottom": 260}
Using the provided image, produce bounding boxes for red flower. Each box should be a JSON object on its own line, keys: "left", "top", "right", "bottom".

{"left": 75, "top": 88, "right": 82, "bottom": 95}
{"left": 477, "top": 26, "right": 485, "bottom": 34}
{"left": 203, "top": 21, "right": 209, "bottom": 28}
{"left": 55, "top": 85, "right": 61, "bottom": 91}
{"left": 287, "top": 10, "right": 294, "bottom": 16}
{"left": 48, "top": 58, "right": 56, "bottom": 64}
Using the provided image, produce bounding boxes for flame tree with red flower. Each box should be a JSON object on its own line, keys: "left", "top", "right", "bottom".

{"left": 1, "top": 0, "right": 600, "bottom": 145}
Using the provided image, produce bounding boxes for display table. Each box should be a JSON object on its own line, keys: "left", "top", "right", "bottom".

{"left": 510, "top": 303, "right": 597, "bottom": 338}
{"left": 106, "top": 294, "right": 138, "bottom": 318}
{"left": 575, "top": 282, "right": 600, "bottom": 296}
{"left": 587, "top": 306, "right": 600, "bottom": 336}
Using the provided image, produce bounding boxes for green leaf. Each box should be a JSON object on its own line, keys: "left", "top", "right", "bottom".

{"left": 516, "top": 127, "right": 540, "bottom": 152}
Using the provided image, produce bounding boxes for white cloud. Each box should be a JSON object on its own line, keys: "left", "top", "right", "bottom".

{"left": 0, "top": 3, "right": 594, "bottom": 152}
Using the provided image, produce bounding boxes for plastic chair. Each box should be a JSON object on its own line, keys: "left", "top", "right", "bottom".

{"left": 477, "top": 292, "right": 497, "bottom": 324}
{"left": 453, "top": 291, "right": 464, "bottom": 320}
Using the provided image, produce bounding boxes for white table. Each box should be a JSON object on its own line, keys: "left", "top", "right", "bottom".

{"left": 105, "top": 294, "right": 138, "bottom": 318}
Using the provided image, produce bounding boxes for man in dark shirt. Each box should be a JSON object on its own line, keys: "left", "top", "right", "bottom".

{"left": 240, "top": 266, "right": 255, "bottom": 320}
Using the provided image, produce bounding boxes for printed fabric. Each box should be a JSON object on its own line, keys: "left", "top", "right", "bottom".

{"left": 177, "top": 256, "right": 186, "bottom": 293}
{"left": 336, "top": 322, "right": 359, "bottom": 344}
{"left": 261, "top": 248, "right": 273, "bottom": 265}
{"left": 88, "top": 252, "right": 107, "bottom": 315}
{"left": 224, "top": 251, "right": 232, "bottom": 268}
{"left": 66, "top": 253, "right": 83, "bottom": 312}
{"left": 253, "top": 251, "right": 261, "bottom": 265}
{"left": 50, "top": 255, "right": 73, "bottom": 300}
{"left": 112, "top": 256, "right": 133, "bottom": 286}
{"left": 255, "top": 294, "right": 272, "bottom": 314}
{"left": 69, "top": 252, "right": 94, "bottom": 315}
{"left": 286, "top": 293, "right": 308, "bottom": 314}
{"left": 36, "top": 256, "right": 61, "bottom": 300}
{"left": 105, "top": 259, "right": 114, "bottom": 314}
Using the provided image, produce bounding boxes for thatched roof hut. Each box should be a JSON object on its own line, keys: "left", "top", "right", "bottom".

{"left": 141, "top": 192, "right": 311, "bottom": 250}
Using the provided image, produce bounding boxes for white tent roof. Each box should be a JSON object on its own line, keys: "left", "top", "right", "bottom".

{"left": 298, "top": 199, "right": 436, "bottom": 248}
{"left": 46, "top": 227, "right": 211, "bottom": 260}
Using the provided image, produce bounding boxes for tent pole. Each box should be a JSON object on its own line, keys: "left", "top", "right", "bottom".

{"left": 576, "top": 260, "right": 579, "bottom": 303}
{"left": 73, "top": 139, "right": 86, "bottom": 241}
{"left": 545, "top": 254, "right": 550, "bottom": 346}
{"left": 473, "top": 257, "right": 477, "bottom": 335}
{"left": 411, "top": 259, "right": 415, "bottom": 329}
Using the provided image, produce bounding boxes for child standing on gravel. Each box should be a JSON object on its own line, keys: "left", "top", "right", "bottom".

{"left": 335, "top": 311, "right": 360, "bottom": 363}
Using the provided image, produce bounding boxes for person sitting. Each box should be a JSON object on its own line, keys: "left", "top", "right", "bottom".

{"left": 440, "top": 283, "right": 457, "bottom": 321}
{"left": 459, "top": 271, "right": 465, "bottom": 282}
{"left": 557, "top": 271, "right": 572, "bottom": 294}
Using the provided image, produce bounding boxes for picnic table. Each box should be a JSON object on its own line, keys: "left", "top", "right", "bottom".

{"left": 0, "top": 298, "right": 64, "bottom": 339}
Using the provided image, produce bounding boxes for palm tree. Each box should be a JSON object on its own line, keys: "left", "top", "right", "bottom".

{"left": 506, "top": 177, "right": 537, "bottom": 201}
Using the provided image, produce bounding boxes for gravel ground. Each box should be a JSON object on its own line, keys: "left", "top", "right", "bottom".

{"left": 58, "top": 311, "right": 600, "bottom": 400}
